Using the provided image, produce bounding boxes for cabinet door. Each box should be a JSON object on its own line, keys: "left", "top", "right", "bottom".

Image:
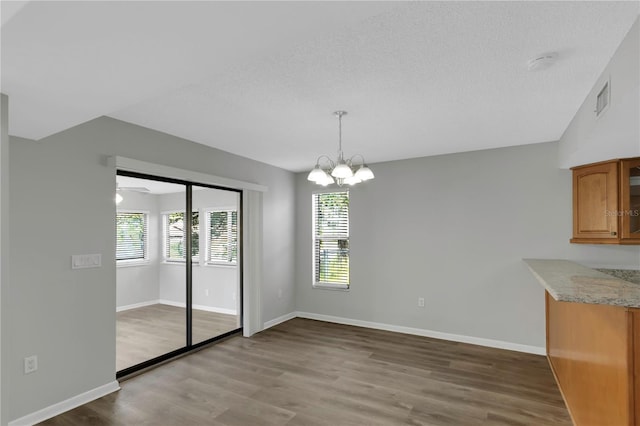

{"left": 620, "top": 158, "right": 640, "bottom": 241}
{"left": 572, "top": 161, "right": 619, "bottom": 241}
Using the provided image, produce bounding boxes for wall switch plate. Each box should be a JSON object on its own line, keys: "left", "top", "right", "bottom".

{"left": 24, "top": 355, "right": 38, "bottom": 374}
{"left": 71, "top": 254, "right": 102, "bottom": 269}
{"left": 418, "top": 297, "right": 425, "bottom": 308}
{"left": 205, "top": 289, "right": 209, "bottom": 297}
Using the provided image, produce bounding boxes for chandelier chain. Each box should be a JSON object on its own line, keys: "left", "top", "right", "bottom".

{"left": 337, "top": 111, "right": 344, "bottom": 159}
{"left": 338, "top": 114, "right": 342, "bottom": 156}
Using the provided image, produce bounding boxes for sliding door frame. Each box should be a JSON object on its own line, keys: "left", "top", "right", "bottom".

{"left": 115, "top": 170, "right": 243, "bottom": 379}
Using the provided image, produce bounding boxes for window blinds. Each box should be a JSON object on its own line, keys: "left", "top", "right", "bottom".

{"left": 313, "top": 191, "right": 349, "bottom": 285}
{"left": 116, "top": 212, "right": 147, "bottom": 261}
{"left": 208, "top": 210, "right": 238, "bottom": 263}
{"left": 165, "top": 212, "right": 199, "bottom": 260}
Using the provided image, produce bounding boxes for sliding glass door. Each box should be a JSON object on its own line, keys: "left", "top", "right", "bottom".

{"left": 115, "top": 172, "right": 242, "bottom": 376}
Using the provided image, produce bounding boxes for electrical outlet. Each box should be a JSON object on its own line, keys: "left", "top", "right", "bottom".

{"left": 205, "top": 289, "right": 209, "bottom": 297}
{"left": 278, "top": 288, "right": 283, "bottom": 299}
{"left": 24, "top": 355, "right": 38, "bottom": 374}
{"left": 418, "top": 297, "right": 425, "bottom": 308}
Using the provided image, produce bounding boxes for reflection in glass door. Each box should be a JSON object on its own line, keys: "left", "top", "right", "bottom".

{"left": 192, "top": 186, "right": 241, "bottom": 344}
{"left": 115, "top": 175, "right": 186, "bottom": 372}
{"left": 115, "top": 172, "right": 242, "bottom": 377}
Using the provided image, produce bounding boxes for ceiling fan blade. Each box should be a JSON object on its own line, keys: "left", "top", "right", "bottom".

{"left": 119, "top": 186, "right": 150, "bottom": 193}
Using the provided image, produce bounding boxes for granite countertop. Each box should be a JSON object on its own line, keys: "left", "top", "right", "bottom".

{"left": 595, "top": 268, "right": 640, "bottom": 285}
{"left": 523, "top": 259, "right": 640, "bottom": 308}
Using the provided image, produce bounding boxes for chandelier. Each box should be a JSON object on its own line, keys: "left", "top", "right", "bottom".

{"left": 307, "top": 111, "right": 375, "bottom": 186}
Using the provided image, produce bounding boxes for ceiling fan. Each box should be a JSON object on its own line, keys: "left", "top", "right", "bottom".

{"left": 116, "top": 183, "right": 150, "bottom": 193}
{"left": 115, "top": 183, "right": 150, "bottom": 204}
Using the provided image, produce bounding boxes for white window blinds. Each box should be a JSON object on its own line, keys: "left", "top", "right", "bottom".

{"left": 208, "top": 210, "right": 238, "bottom": 264}
{"left": 313, "top": 191, "right": 349, "bottom": 287}
{"left": 116, "top": 212, "right": 147, "bottom": 261}
{"left": 164, "top": 212, "right": 199, "bottom": 261}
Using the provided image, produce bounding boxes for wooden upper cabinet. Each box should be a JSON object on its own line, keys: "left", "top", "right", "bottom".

{"left": 572, "top": 160, "right": 619, "bottom": 242}
{"left": 571, "top": 157, "right": 640, "bottom": 244}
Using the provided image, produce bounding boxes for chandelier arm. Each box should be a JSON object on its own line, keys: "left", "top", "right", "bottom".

{"left": 315, "top": 155, "right": 335, "bottom": 169}
{"left": 348, "top": 154, "right": 367, "bottom": 167}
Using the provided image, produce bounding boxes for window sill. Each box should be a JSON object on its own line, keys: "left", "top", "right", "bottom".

{"left": 162, "top": 260, "right": 200, "bottom": 267}
{"left": 117, "top": 260, "right": 150, "bottom": 268}
{"left": 204, "top": 262, "right": 238, "bottom": 269}
{"left": 313, "top": 283, "right": 350, "bottom": 291}
{"left": 162, "top": 260, "right": 237, "bottom": 268}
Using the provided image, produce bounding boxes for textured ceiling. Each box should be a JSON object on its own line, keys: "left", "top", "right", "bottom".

{"left": 2, "top": 1, "right": 638, "bottom": 172}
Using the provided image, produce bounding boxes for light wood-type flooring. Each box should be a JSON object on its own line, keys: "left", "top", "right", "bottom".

{"left": 117, "top": 304, "right": 238, "bottom": 371}
{"left": 43, "top": 318, "right": 571, "bottom": 425}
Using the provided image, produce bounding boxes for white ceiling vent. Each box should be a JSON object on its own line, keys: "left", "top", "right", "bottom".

{"left": 595, "top": 78, "right": 611, "bottom": 118}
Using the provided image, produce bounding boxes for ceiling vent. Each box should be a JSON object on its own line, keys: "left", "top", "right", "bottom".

{"left": 595, "top": 78, "right": 611, "bottom": 118}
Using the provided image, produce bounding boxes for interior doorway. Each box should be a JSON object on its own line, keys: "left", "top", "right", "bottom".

{"left": 115, "top": 171, "right": 242, "bottom": 376}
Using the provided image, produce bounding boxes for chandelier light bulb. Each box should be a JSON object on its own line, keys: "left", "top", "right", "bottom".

{"left": 321, "top": 172, "right": 335, "bottom": 186}
{"left": 331, "top": 162, "right": 354, "bottom": 179}
{"left": 354, "top": 165, "right": 375, "bottom": 181}
{"left": 307, "top": 165, "right": 326, "bottom": 183}
{"left": 318, "top": 172, "right": 334, "bottom": 186}
{"left": 344, "top": 175, "right": 362, "bottom": 185}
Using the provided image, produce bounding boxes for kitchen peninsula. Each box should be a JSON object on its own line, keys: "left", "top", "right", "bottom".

{"left": 525, "top": 259, "right": 640, "bottom": 426}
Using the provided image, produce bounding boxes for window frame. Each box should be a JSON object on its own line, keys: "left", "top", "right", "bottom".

{"left": 312, "top": 190, "right": 350, "bottom": 290}
{"left": 204, "top": 206, "right": 239, "bottom": 267}
{"left": 116, "top": 210, "right": 150, "bottom": 267}
{"left": 162, "top": 210, "right": 200, "bottom": 263}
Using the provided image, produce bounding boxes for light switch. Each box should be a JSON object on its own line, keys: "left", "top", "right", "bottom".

{"left": 71, "top": 254, "right": 102, "bottom": 269}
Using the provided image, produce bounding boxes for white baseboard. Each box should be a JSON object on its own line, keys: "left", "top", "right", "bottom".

{"left": 116, "top": 299, "right": 160, "bottom": 312}
{"left": 192, "top": 303, "right": 237, "bottom": 316}
{"left": 8, "top": 381, "right": 120, "bottom": 426}
{"left": 295, "top": 311, "right": 546, "bottom": 355}
{"left": 158, "top": 299, "right": 237, "bottom": 315}
{"left": 263, "top": 311, "right": 297, "bottom": 330}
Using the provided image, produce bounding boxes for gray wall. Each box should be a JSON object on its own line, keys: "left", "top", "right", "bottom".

{"left": 295, "top": 141, "right": 640, "bottom": 349}
{"left": 558, "top": 18, "right": 639, "bottom": 168}
{"left": 4, "top": 116, "right": 296, "bottom": 422}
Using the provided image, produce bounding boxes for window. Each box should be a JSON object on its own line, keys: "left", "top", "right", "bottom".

{"left": 207, "top": 210, "right": 238, "bottom": 264}
{"left": 313, "top": 191, "right": 349, "bottom": 288}
{"left": 116, "top": 212, "right": 148, "bottom": 263}
{"left": 163, "top": 211, "right": 199, "bottom": 261}
{"left": 596, "top": 78, "right": 610, "bottom": 118}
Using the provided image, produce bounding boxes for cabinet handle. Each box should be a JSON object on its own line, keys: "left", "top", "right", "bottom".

{"left": 611, "top": 231, "right": 617, "bottom": 236}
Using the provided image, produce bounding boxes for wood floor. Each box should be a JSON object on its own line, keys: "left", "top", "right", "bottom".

{"left": 117, "top": 304, "right": 239, "bottom": 371}
{"left": 43, "top": 318, "right": 571, "bottom": 425}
